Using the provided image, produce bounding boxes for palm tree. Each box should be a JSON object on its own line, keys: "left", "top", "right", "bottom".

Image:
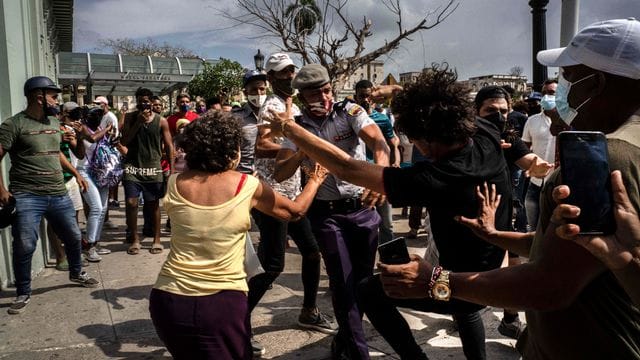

{"left": 285, "top": 0, "right": 322, "bottom": 36}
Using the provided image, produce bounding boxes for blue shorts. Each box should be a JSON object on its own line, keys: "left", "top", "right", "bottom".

{"left": 123, "top": 181, "right": 164, "bottom": 202}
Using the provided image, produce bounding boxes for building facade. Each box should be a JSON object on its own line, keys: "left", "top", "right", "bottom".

{"left": 334, "top": 60, "right": 385, "bottom": 100}
{"left": 461, "top": 74, "right": 529, "bottom": 96}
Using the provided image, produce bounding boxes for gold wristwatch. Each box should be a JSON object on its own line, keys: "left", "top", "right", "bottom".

{"left": 431, "top": 270, "right": 451, "bottom": 301}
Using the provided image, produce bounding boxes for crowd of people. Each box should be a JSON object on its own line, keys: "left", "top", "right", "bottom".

{"left": 0, "top": 17, "right": 639, "bottom": 360}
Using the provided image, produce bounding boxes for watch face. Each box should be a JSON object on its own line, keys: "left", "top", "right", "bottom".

{"left": 433, "top": 283, "right": 451, "bottom": 300}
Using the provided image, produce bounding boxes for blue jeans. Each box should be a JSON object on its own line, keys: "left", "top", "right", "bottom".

{"left": 376, "top": 201, "right": 394, "bottom": 244}
{"left": 358, "top": 275, "right": 486, "bottom": 360}
{"left": 78, "top": 168, "right": 109, "bottom": 244}
{"left": 12, "top": 192, "right": 83, "bottom": 296}
{"left": 525, "top": 182, "right": 542, "bottom": 232}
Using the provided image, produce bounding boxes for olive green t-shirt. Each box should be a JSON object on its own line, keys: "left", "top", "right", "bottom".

{"left": 122, "top": 113, "right": 164, "bottom": 183}
{"left": 517, "top": 116, "right": 640, "bottom": 359}
{"left": 0, "top": 111, "right": 66, "bottom": 195}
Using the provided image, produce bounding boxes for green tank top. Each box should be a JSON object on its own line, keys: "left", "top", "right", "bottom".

{"left": 123, "top": 114, "right": 164, "bottom": 183}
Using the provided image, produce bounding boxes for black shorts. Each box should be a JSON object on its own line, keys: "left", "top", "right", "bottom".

{"left": 123, "top": 180, "right": 164, "bottom": 202}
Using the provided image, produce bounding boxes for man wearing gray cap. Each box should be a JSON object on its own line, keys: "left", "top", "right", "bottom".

{"left": 274, "top": 64, "right": 390, "bottom": 359}
{"left": 362, "top": 18, "right": 640, "bottom": 359}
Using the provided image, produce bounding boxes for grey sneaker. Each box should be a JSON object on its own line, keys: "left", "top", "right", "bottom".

{"left": 8, "top": 295, "right": 30, "bottom": 314}
{"left": 94, "top": 243, "right": 111, "bottom": 255}
{"left": 251, "top": 337, "right": 265, "bottom": 357}
{"left": 85, "top": 247, "right": 102, "bottom": 262}
{"left": 298, "top": 307, "right": 339, "bottom": 335}
{"left": 69, "top": 271, "right": 99, "bottom": 288}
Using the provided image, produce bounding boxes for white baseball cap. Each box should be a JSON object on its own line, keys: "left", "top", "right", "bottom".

{"left": 93, "top": 96, "right": 109, "bottom": 105}
{"left": 265, "top": 53, "right": 296, "bottom": 73}
{"left": 537, "top": 18, "right": 640, "bottom": 79}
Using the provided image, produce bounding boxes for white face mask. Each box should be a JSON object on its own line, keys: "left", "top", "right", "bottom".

{"left": 247, "top": 94, "right": 267, "bottom": 108}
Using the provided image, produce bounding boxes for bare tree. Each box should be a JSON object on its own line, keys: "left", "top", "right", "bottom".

{"left": 98, "top": 37, "right": 200, "bottom": 58}
{"left": 222, "top": 0, "right": 458, "bottom": 85}
{"left": 509, "top": 65, "right": 524, "bottom": 77}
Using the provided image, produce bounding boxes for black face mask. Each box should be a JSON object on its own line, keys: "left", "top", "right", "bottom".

{"left": 44, "top": 103, "right": 60, "bottom": 117}
{"left": 528, "top": 103, "right": 542, "bottom": 115}
{"left": 483, "top": 111, "right": 507, "bottom": 132}
{"left": 271, "top": 78, "right": 294, "bottom": 97}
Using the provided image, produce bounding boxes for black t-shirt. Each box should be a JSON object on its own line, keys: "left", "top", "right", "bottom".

{"left": 504, "top": 137, "right": 531, "bottom": 173}
{"left": 383, "top": 118, "right": 512, "bottom": 272}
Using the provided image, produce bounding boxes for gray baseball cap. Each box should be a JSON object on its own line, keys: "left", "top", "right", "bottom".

{"left": 292, "top": 64, "right": 330, "bottom": 90}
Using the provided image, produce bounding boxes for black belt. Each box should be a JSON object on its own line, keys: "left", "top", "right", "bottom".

{"left": 311, "top": 197, "right": 363, "bottom": 214}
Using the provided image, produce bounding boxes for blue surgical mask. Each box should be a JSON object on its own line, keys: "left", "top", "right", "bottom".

{"left": 180, "top": 104, "right": 190, "bottom": 112}
{"left": 556, "top": 72, "right": 594, "bottom": 126}
{"left": 540, "top": 95, "right": 556, "bottom": 111}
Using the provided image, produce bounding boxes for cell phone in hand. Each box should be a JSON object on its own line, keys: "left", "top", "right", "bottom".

{"left": 378, "top": 237, "right": 411, "bottom": 264}
{"left": 558, "top": 131, "right": 615, "bottom": 235}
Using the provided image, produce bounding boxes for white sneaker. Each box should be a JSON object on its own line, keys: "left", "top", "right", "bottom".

{"left": 85, "top": 247, "right": 102, "bottom": 262}
{"left": 94, "top": 243, "right": 111, "bottom": 255}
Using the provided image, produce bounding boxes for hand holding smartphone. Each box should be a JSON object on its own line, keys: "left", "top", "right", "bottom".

{"left": 559, "top": 131, "right": 615, "bottom": 235}
{"left": 378, "top": 237, "right": 411, "bottom": 264}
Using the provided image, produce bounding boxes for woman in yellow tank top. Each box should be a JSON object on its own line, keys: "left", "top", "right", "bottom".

{"left": 149, "top": 110, "right": 327, "bottom": 360}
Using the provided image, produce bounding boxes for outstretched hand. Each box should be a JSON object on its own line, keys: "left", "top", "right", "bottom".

{"left": 266, "top": 97, "right": 294, "bottom": 138}
{"left": 455, "top": 182, "right": 501, "bottom": 241}
{"left": 302, "top": 163, "right": 329, "bottom": 184}
{"left": 552, "top": 170, "right": 640, "bottom": 270}
{"left": 379, "top": 254, "right": 432, "bottom": 299}
{"left": 525, "top": 156, "right": 554, "bottom": 179}
{"left": 361, "top": 188, "right": 386, "bottom": 208}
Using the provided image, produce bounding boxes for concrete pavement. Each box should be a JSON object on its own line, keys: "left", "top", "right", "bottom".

{"left": 0, "top": 205, "right": 522, "bottom": 359}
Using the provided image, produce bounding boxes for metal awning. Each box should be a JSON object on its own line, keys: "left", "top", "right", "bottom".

{"left": 56, "top": 52, "right": 219, "bottom": 96}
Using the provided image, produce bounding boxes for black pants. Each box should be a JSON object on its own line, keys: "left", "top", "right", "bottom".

{"left": 247, "top": 209, "right": 321, "bottom": 313}
{"left": 358, "top": 275, "right": 487, "bottom": 360}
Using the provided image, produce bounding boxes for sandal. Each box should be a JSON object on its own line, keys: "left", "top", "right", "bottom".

{"left": 127, "top": 243, "right": 141, "bottom": 255}
{"left": 150, "top": 243, "right": 164, "bottom": 254}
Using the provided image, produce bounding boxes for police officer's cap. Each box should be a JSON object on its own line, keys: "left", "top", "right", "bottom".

{"left": 23, "top": 76, "right": 62, "bottom": 96}
{"left": 292, "top": 64, "right": 330, "bottom": 90}
{"left": 243, "top": 69, "right": 267, "bottom": 87}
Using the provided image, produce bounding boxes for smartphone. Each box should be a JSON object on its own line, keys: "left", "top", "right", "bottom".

{"left": 558, "top": 131, "right": 615, "bottom": 235}
{"left": 378, "top": 237, "right": 411, "bottom": 264}
{"left": 122, "top": 101, "right": 128, "bottom": 111}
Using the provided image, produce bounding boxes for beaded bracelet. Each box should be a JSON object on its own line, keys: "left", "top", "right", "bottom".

{"left": 428, "top": 265, "right": 443, "bottom": 298}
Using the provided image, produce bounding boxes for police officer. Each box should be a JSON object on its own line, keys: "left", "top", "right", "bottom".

{"left": 275, "top": 64, "right": 390, "bottom": 359}
{"left": 0, "top": 76, "right": 99, "bottom": 315}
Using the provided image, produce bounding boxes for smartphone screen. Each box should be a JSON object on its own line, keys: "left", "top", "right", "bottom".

{"left": 378, "top": 237, "right": 411, "bottom": 264}
{"left": 559, "top": 131, "right": 615, "bottom": 235}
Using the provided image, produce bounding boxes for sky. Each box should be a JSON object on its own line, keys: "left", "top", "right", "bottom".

{"left": 73, "top": 0, "right": 640, "bottom": 81}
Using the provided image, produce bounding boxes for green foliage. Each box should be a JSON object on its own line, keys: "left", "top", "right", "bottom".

{"left": 188, "top": 59, "right": 245, "bottom": 101}
{"left": 98, "top": 37, "right": 199, "bottom": 58}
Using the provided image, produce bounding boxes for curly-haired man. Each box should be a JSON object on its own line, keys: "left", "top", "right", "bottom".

{"left": 266, "top": 64, "right": 513, "bottom": 359}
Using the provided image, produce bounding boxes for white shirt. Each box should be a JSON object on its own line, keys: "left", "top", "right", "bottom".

{"left": 522, "top": 112, "right": 555, "bottom": 186}
{"left": 255, "top": 94, "right": 302, "bottom": 199}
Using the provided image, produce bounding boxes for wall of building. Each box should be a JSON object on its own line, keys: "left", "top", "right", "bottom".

{"left": 0, "top": 0, "right": 59, "bottom": 289}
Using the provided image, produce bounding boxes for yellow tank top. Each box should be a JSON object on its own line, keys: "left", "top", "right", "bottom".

{"left": 154, "top": 173, "right": 259, "bottom": 296}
